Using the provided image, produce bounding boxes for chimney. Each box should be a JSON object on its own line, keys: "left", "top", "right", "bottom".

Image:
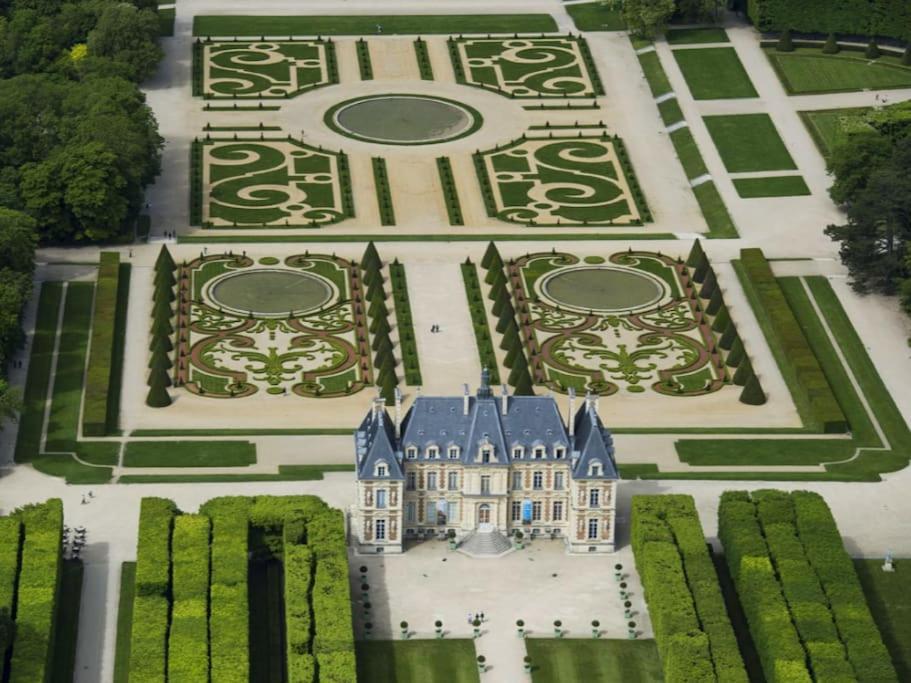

{"left": 568, "top": 387, "right": 576, "bottom": 436}
{"left": 585, "top": 391, "right": 596, "bottom": 414}
{"left": 394, "top": 387, "right": 402, "bottom": 439}
{"left": 372, "top": 394, "right": 384, "bottom": 421}
{"left": 500, "top": 384, "right": 509, "bottom": 416}
{"left": 463, "top": 384, "right": 470, "bottom": 416}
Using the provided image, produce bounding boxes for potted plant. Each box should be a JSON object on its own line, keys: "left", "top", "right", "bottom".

{"left": 363, "top": 601, "right": 372, "bottom": 617}
{"left": 553, "top": 619, "right": 563, "bottom": 638}
{"left": 614, "top": 563, "right": 623, "bottom": 581}
{"left": 523, "top": 655, "right": 532, "bottom": 673}
{"left": 447, "top": 529, "right": 457, "bottom": 550}
{"left": 516, "top": 619, "right": 525, "bottom": 638}
{"left": 473, "top": 618, "right": 482, "bottom": 639}
{"left": 514, "top": 530, "right": 524, "bottom": 549}
{"left": 399, "top": 621, "right": 408, "bottom": 640}
{"left": 361, "top": 583, "right": 369, "bottom": 601}
{"left": 627, "top": 621, "right": 637, "bottom": 640}
{"left": 364, "top": 622, "right": 373, "bottom": 640}
{"left": 477, "top": 655, "right": 486, "bottom": 673}
{"left": 623, "top": 600, "right": 633, "bottom": 620}
{"left": 591, "top": 619, "right": 600, "bottom": 638}
{"left": 435, "top": 620, "right": 444, "bottom": 639}
{"left": 619, "top": 581, "right": 628, "bottom": 600}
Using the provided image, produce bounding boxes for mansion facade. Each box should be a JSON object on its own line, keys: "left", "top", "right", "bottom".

{"left": 353, "top": 371, "right": 619, "bottom": 554}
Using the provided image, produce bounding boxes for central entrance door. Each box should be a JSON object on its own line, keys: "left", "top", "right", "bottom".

{"left": 477, "top": 504, "right": 493, "bottom": 532}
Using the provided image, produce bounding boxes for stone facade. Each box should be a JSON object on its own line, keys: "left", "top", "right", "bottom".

{"left": 354, "top": 372, "right": 619, "bottom": 554}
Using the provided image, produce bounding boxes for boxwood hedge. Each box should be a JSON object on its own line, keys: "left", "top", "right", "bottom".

{"left": 168, "top": 515, "right": 210, "bottom": 683}
{"left": 719, "top": 490, "right": 897, "bottom": 683}
{"left": 631, "top": 495, "right": 747, "bottom": 683}
{"left": 8, "top": 500, "right": 63, "bottom": 683}
{"left": 0, "top": 516, "right": 21, "bottom": 676}
{"left": 747, "top": 0, "right": 911, "bottom": 42}
{"left": 83, "top": 251, "right": 121, "bottom": 437}
{"left": 209, "top": 507, "right": 249, "bottom": 682}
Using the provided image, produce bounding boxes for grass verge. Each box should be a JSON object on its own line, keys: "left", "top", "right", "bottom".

{"left": 732, "top": 175, "right": 811, "bottom": 198}
{"left": 565, "top": 3, "right": 625, "bottom": 31}
{"left": 389, "top": 262, "right": 422, "bottom": 385}
{"left": 121, "top": 441, "right": 256, "bottom": 467}
{"left": 667, "top": 27, "right": 728, "bottom": 45}
{"left": 703, "top": 113, "right": 797, "bottom": 172}
{"left": 525, "top": 638, "right": 662, "bottom": 682}
{"left": 673, "top": 47, "right": 758, "bottom": 99}
{"left": 118, "top": 465, "right": 354, "bottom": 484}
{"left": 461, "top": 262, "right": 500, "bottom": 384}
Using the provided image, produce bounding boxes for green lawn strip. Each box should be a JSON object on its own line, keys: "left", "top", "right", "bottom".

{"left": 637, "top": 51, "right": 672, "bottom": 96}
{"left": 193, "top": 14, "right": 558, "bottom": 36}
{"left": 703, "top": 114, "right": 797, "bottom": 172}
{"left": 461, "top": 262, "right": 501, "bottom": 384}
{"left": 763, "top": 47, "right": 911, "bottom": 95}
{"left": 666, "top": 27, "right": 729, "bottom": 45}
{"left": 356, "top": 39, "right": 373, "bottom": 80}
{"left": 673, "top": 47, "right": 758, "bottom": 99}
{"left": 50, "top": 560, "right": 83, "bottom": 683}
{"left": 113, "top": 562, "right": 136, "bottom": 683}
{"left": 14, "top": 282, "right": 64, "bottom": 464}
{"left": 158, "top": 8, "right": 175, "bottom": 37}
{"left": 677, "top": 438, "right": 856, "bottom": 466}
{"left": 798, "top": 108, "right": 869, "bottom": 159}
{"left": 619, "top": 463, "right": 879, "bottom": 482}
{"left": 566, "top": 2, "right": 625, "bottom": 31}
{"left": 669, "top": 127, "right": 707, "bottom": 178}
{"left": 732, "top": 176, "right": 810, "bottom": 198}
{"left": 389, "top": 262, "right": 422, "bottom": 385}
{"left": 356, "top": 640, "right": 479, "bottom": 683}
{"left": 121, "top": 440, "right": 256, "bottom": 467}
{"left": 83, "top": 252, "right": 120, "bottom": 437}
{"left": 31, "top": 455, "right": 113, "bottom": 484}
{"left": 525, "top": 638, "right": 663, "bottom": 682}
{"left": 436, "top": 157, "right": 464, "bottom": 226}
{"left": 657, "top": 97, "right": 683, "bottom": 125}
{"left": 372, "top": 157, "right": 395, "bottom": 225}
{"left": 130, "top": 428, "right": 353, "bottom": 436}
{"left": 855, "top": 559, "right": 911, "bottom": 680}
{"left": 106, "top": 263, "right": 131, "bottom": 434}
{"left": 693, "top": 181, "right": 737, "bottom": 238}
{"left": 118, "top": 465, "right": 353, "bottom": 484}
{"left": 178, "top": 232, "right": 676, "bottom": 244}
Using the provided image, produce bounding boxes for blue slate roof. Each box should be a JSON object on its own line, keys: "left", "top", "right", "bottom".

{"left": 355, "top": 374, "right": 618, "bottom": 481}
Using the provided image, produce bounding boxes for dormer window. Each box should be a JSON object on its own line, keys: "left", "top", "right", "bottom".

{"left": 480, "top": 446, "right": 493, "bottom": 463}
{"left": 588, "top": 460, "right": 603, "bottom": 477}
{"left": 426, "top": 445, "right": 439, "bottom": 460}
{"left": 406, "top": 446, "right": 418, "bottom": 460}
{"left": 534, "top": 446, "right": 546, "bottom": 460}
{"left": 375, "top": 462, "right": 388, "bottom": 477}
{"left": 448, "top": 446, "right": 460, "bottom": 459}
{"left": 554, "top": 446, "right": 566, "bottom": 460}
{"left": 512, "top": 445, "right": 524, "bottom": 460}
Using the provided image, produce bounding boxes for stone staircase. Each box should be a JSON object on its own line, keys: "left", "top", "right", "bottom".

{"left": 457, "top": 530, "right": 514, "bottom": 558}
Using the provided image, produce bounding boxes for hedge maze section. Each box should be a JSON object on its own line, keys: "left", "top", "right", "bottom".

{"left": 201, "top": 40, "right": 338, "bottom": 99}
{"left": 449, "top": 36, "right": 603, "bottom": 98}
{"left": 175, "top": 253, "right": 372, "bottom": 398}
{"left": 474, "top": 136, "right": 648, "bottom": 226}
{"left": 509, "top": 251, "right": 734, "bottom": 396}
{"left": 197, "top": 138, "right": 353, "bottom": 228}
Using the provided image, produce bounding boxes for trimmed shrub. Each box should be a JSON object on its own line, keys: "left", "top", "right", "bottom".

{"left": 8, "top": 500, "right": 63, "bottom": 683}
{"left": 146, "top": 368, "right": 172, "bottom": 407}
{"left": 822, "top": 33, "right": 840, "bottom": 53}
{"left": 739, "top": 374, "right": 766, "bottom": 405}
{"left": 168, "top": 515, "right": 210, "bottom": 683}
{"left": 481, "top": 241, "right": 502, "bottom": 270}
{"left": 777, "top": 28, "right": 794, "bottom": 51}
{"left": 285, "top": 542, "right": 315, "bottom": 682}
{"left": 134, "top": 498, "right": 177, "bottom": 597}
{"left": 739, "top": 249, "right": 845, "bottom": 432}
{"left": 209, "top": 510, "right": 249, "bottom": 683}
{"left": 83, "top": 251, "right": 121, "bottom": 436}
{"left": 747, "top": 0, "right": 911, "bottom": 44}
{"left": 129, "top": 596, "right": 169, "bottom": 683}
{"left": 686, "top": 239, "right": 704, "bottom": 268}
{"left": 865, "top": 39, "right": 881, "bottom": 59}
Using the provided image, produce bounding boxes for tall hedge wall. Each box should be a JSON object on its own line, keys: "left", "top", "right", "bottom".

{"left": 718, "top": 490, "right": 897, "bottom": 683}
{"left": 129, "top": 497, "right": 177, "bottom": 683}
{"left": 168, "top": 515, "right": 210, "bottom": 683}
{"left": 0, "top": 518, "right": 20, "bottom": 680}
{"left": 631, "top": 495, "right": 748, "bottom": 683}
{"left": 747, "top": 0, "right": 911, "bottom": 42}
{"left": 82, "top": 251, "right": 121, "bottom": 437}
{"left": 739, "top": 248, "right": 846, "bottom": 432}
{"left": 209, "top": 507, "right": 249, "bottom": 683}
{"left": 9, "top": 499, "right": 63, "bottom": 683}
{"left": 285, "top": 540, "right": 315, "bottom": 683}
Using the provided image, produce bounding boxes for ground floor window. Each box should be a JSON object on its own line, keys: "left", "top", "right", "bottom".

{"left": 552, "top": 501, "right": 563, "bottom": 521}
{"left": 511, "top": 501, "right": 521, "bottom": 521}
{"left": 447, "top": 501, "right": 459, "bottom": 523}
{"left": 405, "top": 502, "right": 415, "bottom": 522}
{"left": 376, "top": 519, "right": 386, "bottom": 541}
{"left": 532, "top": 501, "right": 542, "bottom": 521}
{"left": 587, "top": 518, "right": 598, "bottom": 540}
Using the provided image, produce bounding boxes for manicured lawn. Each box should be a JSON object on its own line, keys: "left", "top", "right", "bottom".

{"left": 703, "top": 114, "right": 797, "bottom": 172}
{"left": 669, "top": 127, "right": 708, "bottom": 178}
{"left": 50, "top": 560, "right": 83, "bottom": 683}
{"left": 356, "top": 640, "right": 479, "bottom": 683}
{"left": 121, "top": 440, "right": 256, "bottom": 467}
{"left": 764, "top": 48, "right": 911, "bottom": 94}
{"left": 637, "top": 50, "right": 672, "bottom": 96}
{"left": 566, "top": 3, "right": 625, "bottom": 31}
{"left": 673, "top": 47, "right": 757, "bottom": 99}
{"left": 677, "top": 438, "right": 856, "bottom": 466}
{"left": 855, "top": 559, "right": 911, "bottom": 680}
{"left": 666, "top": 27, "right": 729, "bottom": 45}
{"left": 525, "top": 638, "right": 662, "bottom": 682}
{"left": 117, "top": 465, "right": 354, "bottom": 483}
{"left": 693, "top": 181, "right": 738, "bottom": 238}
{"left": 113, "top": 562, "right": 135, "bottom": 683}
{"left": 130, "top": 428, "right": 353, "bottom": 436}
{"left": 733, "top": 175, "right": 811, "bottom": 198}
{"left": 193, "top": 14, "right": 558, "bottom": 36}
{"left": 799, "top": 107, "right": 869, "bottom": 158}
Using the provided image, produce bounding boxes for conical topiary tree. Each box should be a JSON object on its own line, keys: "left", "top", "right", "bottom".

{"left": 379, "top": 371, "right": 397, "bottom": 406}
{"left": 497, "top": 302, "right": 516, "bottom": 333}
{"left": 500, "top": 321, "right": 520, "bottom": 351}
{"left": 692, "top": 252, "right": 709, "bottom": 283}
{"left": 740, "top": 374, "right": 766, "bottom": 405}
{"left": 362, "top": 241, "right": 381, "bottom": 273}
{"left": 686, "top": 240, "right": 704, "bottom": 268}
{"left": 373, "top": 330, "right": 393, "bottom": 354}
{"left": 485, "top": 262, "right": 504, "bottom": 285}
{"left": 150, "top": 331, "right": 173, "bottom": 354}
{"left": 711, "top": 306, "right": 730, "bottom": 334}
{"left": 777, "top": 29, "right": 794, "bottom": 52}
{"left": 719, "top": 322, "right": 738, "bottom": 350}
{"left": 822, "top": 33, "right": 839, "bottom": 54}
{"left": 733, "top": 355, "right": 752, "bottom": 386}
{"left": 370, "top": 314, "right": 390, "bottom": 336}
{"left": 699, "top": 268, "right": 717, "bottom": 299}
{"left": 146, "top": 369, "right": 172, "bottom": 407}
{"left": 488, "top": 271, "right": 507, "bottom": 302}
{"left": 154, "top": 266, "right": 177, "bottom": 290}
{"left": 153, "top": 294, "right": 173, "bottom": 322}
{"left": 507, "top": 348, "right": 529, "bottom": 386}
{"left": 865, "top": 38, "right": 881, "bottom": 59}
{"left": 514, "top": 370, "right": 535, "bottom": 396}
{"left": 368, "top": 299, "right": 388, "bottom": 319}
{"left": 149, "top": 344, "right": 173, "bottom": 371}
{"left": 705, "top": 287, "right": 723, "bottom": 315}
{"left": 504, "top": 343, "right": 520, "bottom": 369}
{"left": 151, "top": 316, "right": 174, "bottom": 338}
{"left": 903, "top": 45, "right": 911, "bottom": 66}
{"left": 726, "top": 336, "right": 744, "bottom": 367}
{"left": 155, "top": 245, "right": 175, "bottom": 273}
{"left": 481, "top": 241, "right": 502, "bottom": 271}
